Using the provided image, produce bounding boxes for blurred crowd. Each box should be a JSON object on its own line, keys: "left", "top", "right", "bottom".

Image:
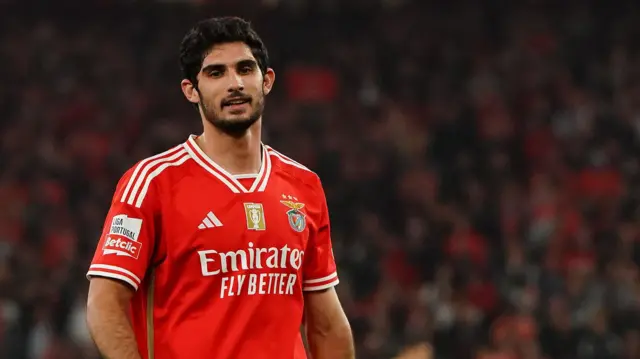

{"left": 3, "top": 1, "right": 640, "bottom": 358}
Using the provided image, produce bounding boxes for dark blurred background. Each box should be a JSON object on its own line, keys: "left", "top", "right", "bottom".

{"left": 2, "top": 1, "right": 640, "bottom": 358}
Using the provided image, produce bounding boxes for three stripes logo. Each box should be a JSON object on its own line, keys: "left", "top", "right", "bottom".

{"left": 198, "top": 211, "right": 224, "bottom": 229}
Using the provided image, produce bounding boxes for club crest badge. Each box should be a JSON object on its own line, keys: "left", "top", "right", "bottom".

{"left": 280, "top": 195, "right": 306, "bottom": 232}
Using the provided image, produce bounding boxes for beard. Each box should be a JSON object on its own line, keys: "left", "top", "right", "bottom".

{"left": 199, "top": 93, "right": 264, "bottom": 138}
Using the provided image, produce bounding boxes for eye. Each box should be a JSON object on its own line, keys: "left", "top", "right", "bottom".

{"left": 238, "top": 66, "right": 253, "bottom": 75}
{"left": 203, "top": 67, "right": 225, "bottom": 78}
{"left": 208, "top": 69, "right": 223, "bottom": 78}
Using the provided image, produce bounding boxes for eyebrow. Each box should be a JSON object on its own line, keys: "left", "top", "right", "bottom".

{"left": 201, "top": 59, "right": 258, "bottom": 73}
{"left": 237, "top": 59, "right": 258, "bottom": 68}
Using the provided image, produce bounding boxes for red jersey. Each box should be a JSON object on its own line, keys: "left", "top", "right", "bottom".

{"left": 87, "top": 135, "right": 339, "bottom": 359}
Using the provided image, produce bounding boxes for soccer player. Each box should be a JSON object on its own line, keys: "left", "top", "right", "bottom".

{"left": 85, "top": 17, "right": 354, "bottom": 359}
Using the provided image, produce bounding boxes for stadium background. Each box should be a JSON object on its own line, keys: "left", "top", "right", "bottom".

{"left": 2, "top": 0, "right": 640, "bottom": 358}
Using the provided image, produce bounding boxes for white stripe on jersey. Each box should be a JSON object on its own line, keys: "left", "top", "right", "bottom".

{"left": 302, "top": 272, "right": 340, "bottom": 291}
{"left": 120, "top": 145, "right": 184, "bottom": 203}
{"left": 252, "top": 148, "right": 272, "bottom": 192}
{"left": 303, "top": 279, "right": 340, "bottom": 292}
{"left": 89, "top": 264, "right": 142, "bottom": 284}
{"left": 303, "top": 272, "right": 338, "bottom": 284}
{"left": 87, "top": 270, "right": 140, "bottom": 291}
{"left": 183, "top": 142, "right": 243, "bottom": 193}
{"left": 126, "top": 148, "right": 188, "bottom": 205}
{"left": 184, "top": 136, "right": 273, "bottom": 193}
{"left": 265, "top": 146, "right": 314, "bottom": 173}
{"left": 134, "top": 154, "right": 191, "bottom": 208}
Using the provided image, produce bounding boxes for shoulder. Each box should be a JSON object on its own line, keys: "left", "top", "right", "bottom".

{"left": 115, "top": 144, "right": 192, "bottom": 208}
{"left": 265, "top": 145, "right": 323, "bottom": 193}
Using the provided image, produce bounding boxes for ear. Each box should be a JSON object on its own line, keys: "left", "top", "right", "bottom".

{"left": 262, "top": 68, "right": 275, "bottom": 95}
{"left": 181, "top": 79, "right": 200, "bottom": 104}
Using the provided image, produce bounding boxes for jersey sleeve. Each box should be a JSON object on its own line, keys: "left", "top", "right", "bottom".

{"left": 86, "top": 167, "right": 159, "bottom": 291}
{"left": 302, "top": 181, "right": 339, "bottom": 291}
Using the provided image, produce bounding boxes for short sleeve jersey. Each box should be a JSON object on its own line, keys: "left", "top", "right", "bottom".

{"left": 87, "top": 135, "right": 339, "bottom": 359}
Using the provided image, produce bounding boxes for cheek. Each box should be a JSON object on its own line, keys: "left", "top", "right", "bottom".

{"left": 199, "top": 87, "right": 222, "bottom": 105}
{"left": 251, "top": 75, "right": 266, "bottom": 93}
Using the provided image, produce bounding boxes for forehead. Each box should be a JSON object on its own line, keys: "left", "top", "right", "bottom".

{"left": 201, "top": 42, "right": 256, "bottom": 68}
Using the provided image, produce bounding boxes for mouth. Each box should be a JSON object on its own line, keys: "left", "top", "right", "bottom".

{"left": 222, "top": 97, "right": 251, "bottom": 109}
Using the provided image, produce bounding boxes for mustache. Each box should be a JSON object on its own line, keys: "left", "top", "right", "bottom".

{"left": 221, "top": 91, "right": 252, "bottom": 107}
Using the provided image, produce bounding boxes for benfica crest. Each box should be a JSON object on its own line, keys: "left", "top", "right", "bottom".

{"left": 280, "top": 196, "right": 306, "bottom": 232}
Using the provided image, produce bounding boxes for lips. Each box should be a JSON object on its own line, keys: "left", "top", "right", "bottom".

{"left": 222, "top": 97, "right": 251, "bottom": 107}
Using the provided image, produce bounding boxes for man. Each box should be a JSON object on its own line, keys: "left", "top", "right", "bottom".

{"left": 86, "top": 17, "right": 354, "bottom": 359}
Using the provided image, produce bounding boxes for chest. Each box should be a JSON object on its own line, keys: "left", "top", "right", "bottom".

{"left": 162, "top": 176, "right": 313, "bottom": 259}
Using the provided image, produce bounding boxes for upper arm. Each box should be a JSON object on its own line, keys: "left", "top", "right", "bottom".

{"left": 302, "top": 179, "right": 340, "bottom": 291}
{"left": 88, "top": 277, "right": 135, "bottom": 309}
{"left": 302, "top": 178, "right": 350, "bottom": 332}
{"left": 86, "top": 166, "right": 161, "bottom": 292}
{"left": 304, "top": 287, "right": 350, "bottom": 334}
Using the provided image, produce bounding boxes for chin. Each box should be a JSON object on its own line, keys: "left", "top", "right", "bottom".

{"left": 208, "top": 114, "right": 260, "bottom": 137}
{"left": 224, "top": 115, "right": 253, "bottom": 123}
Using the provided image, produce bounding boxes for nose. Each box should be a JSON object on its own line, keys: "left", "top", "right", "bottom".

{"left": 227, "top": 71, "right": 244, "bottom": 92}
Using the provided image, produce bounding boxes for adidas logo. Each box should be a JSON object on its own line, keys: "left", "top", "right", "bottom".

{"left": 198, "top": 211, "right": 223, "bottom": 229}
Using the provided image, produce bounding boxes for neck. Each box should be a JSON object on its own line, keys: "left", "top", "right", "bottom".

{"left": 197, "top": 119, "right": 263, "bottom": 175}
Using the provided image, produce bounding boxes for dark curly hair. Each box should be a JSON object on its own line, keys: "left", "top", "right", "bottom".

{"left": 179, "top": 16, "right": 269, "bottom": 88}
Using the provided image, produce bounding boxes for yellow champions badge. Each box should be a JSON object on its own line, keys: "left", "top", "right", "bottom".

{"left": 244, "top": 203, "right": 266, "bottom": 231}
